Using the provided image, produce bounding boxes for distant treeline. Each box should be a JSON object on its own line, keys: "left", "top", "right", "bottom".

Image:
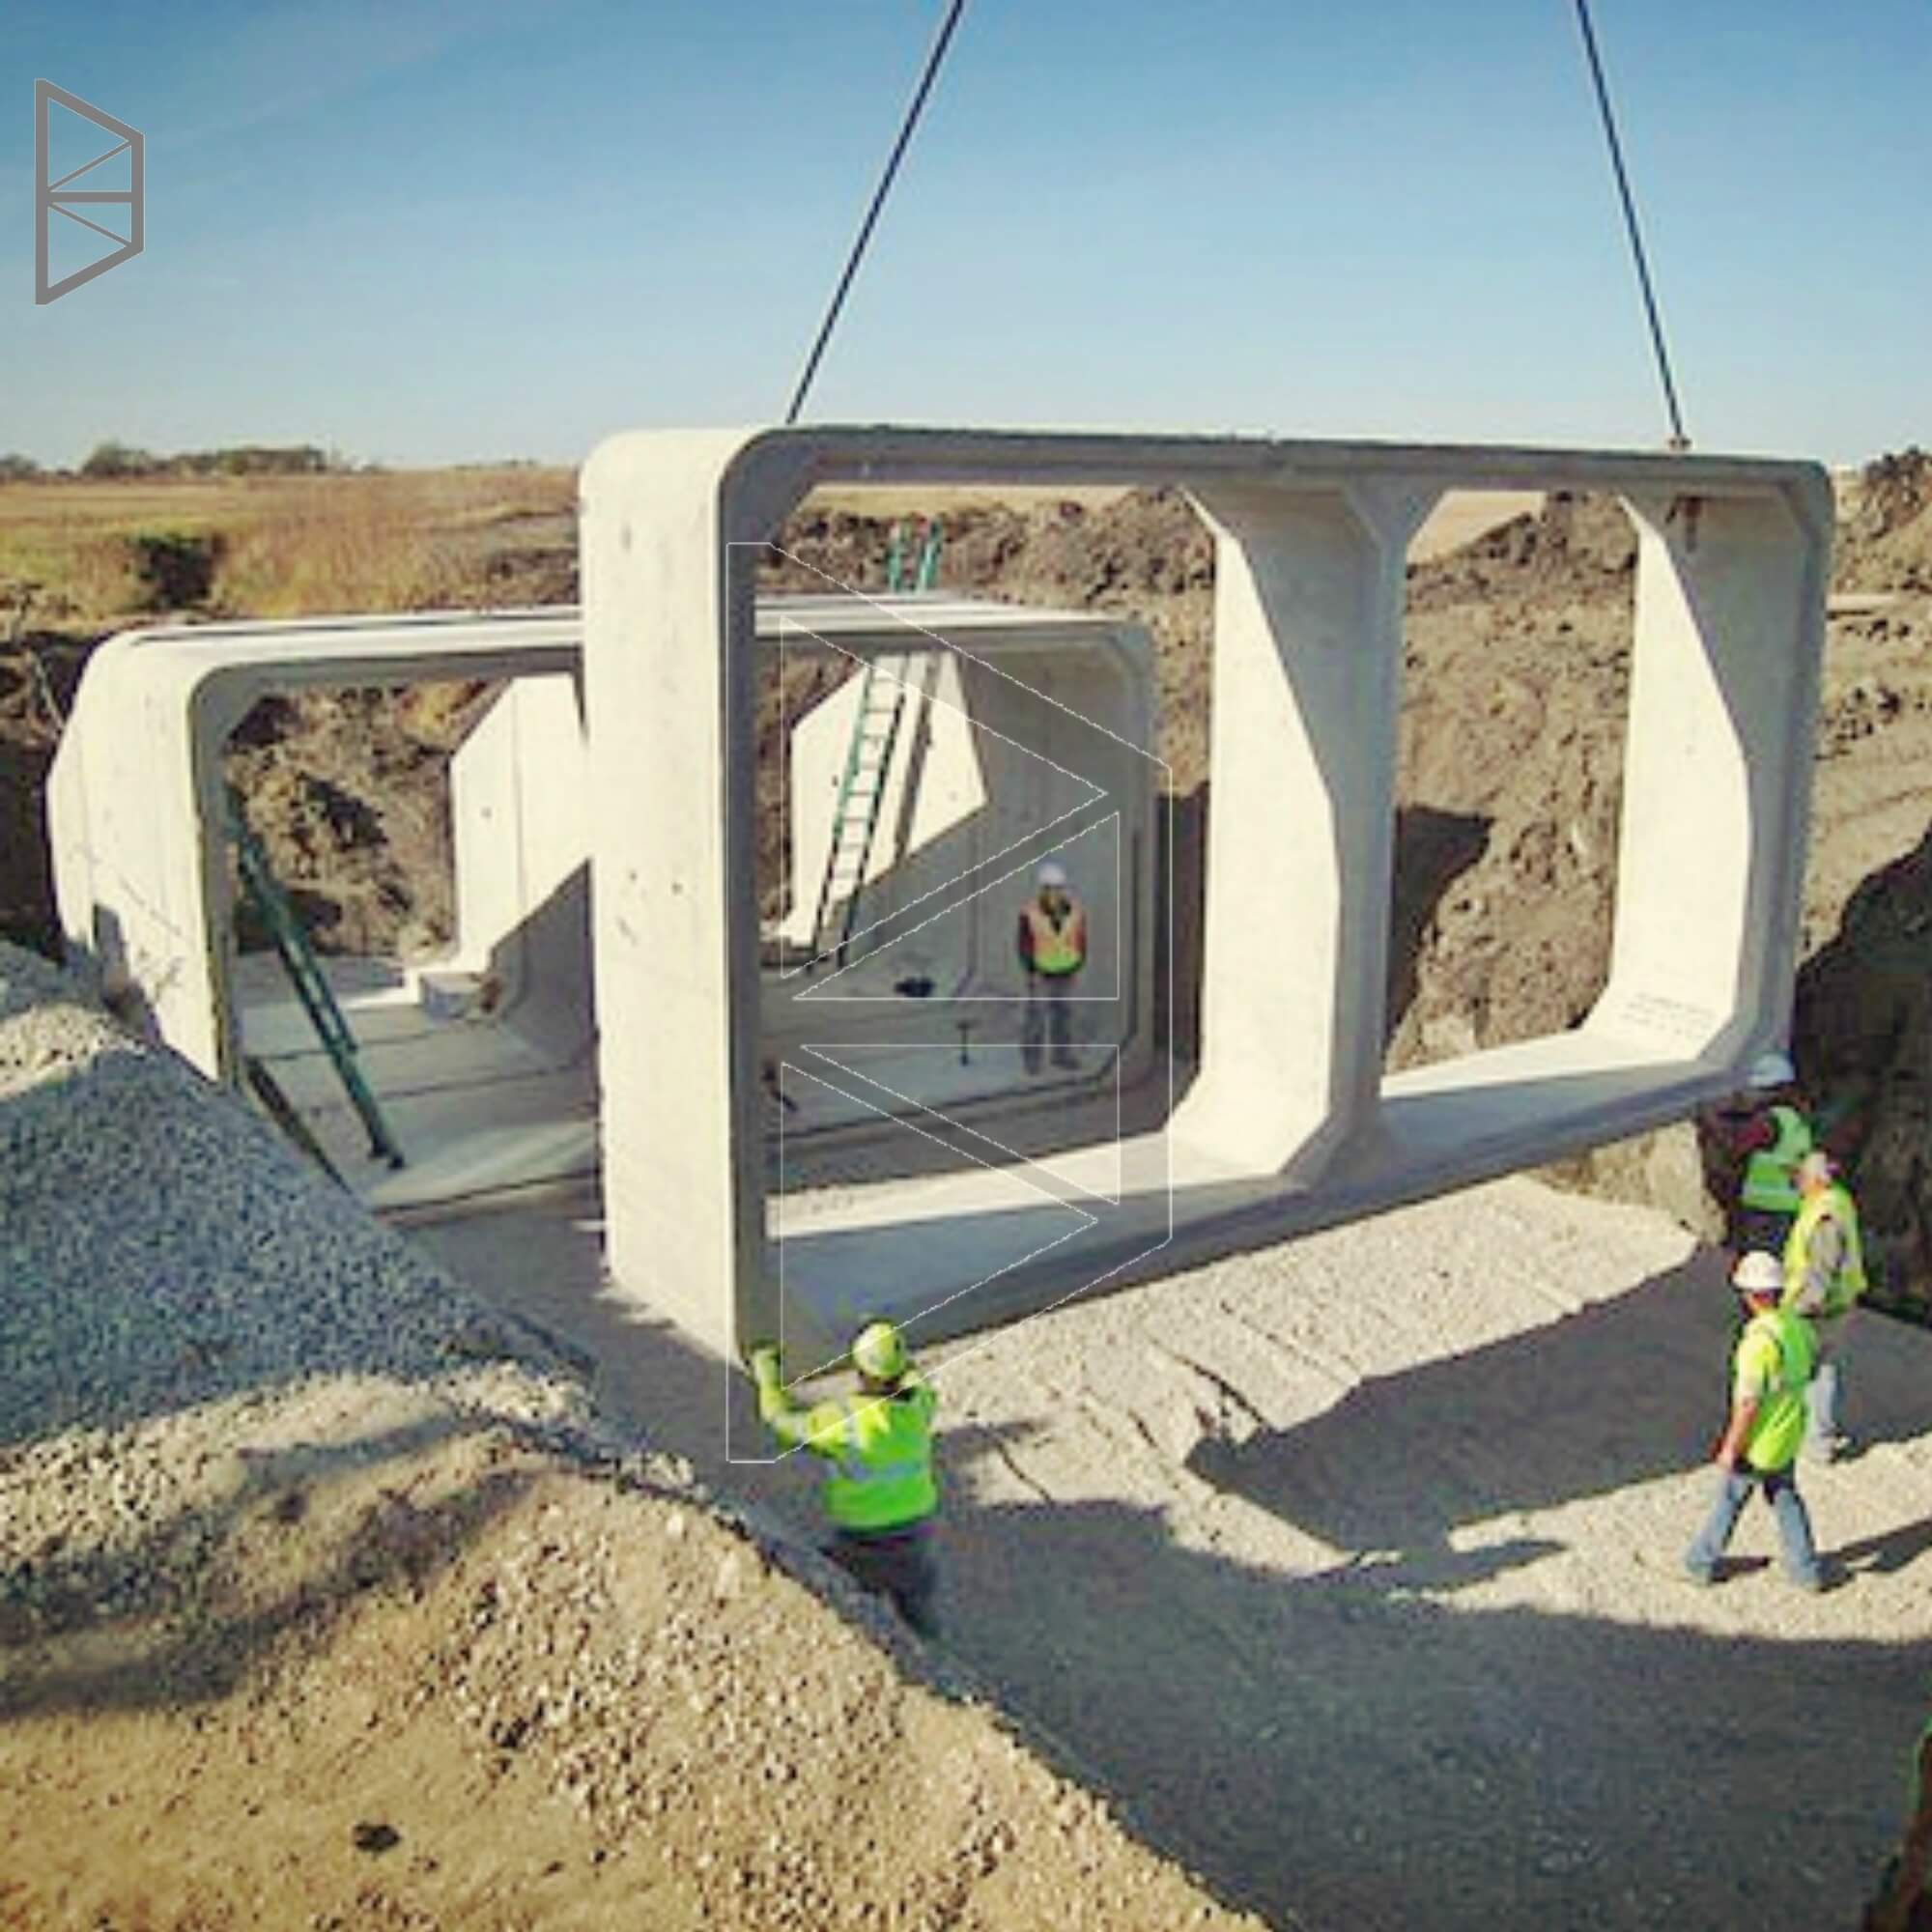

{"left": 0, "top": 442, "right": 341, "bottom": 482}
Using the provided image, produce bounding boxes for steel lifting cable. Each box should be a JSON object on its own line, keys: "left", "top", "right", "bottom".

{"left": 784, "top": 0, "right": 970, "bottom": 426}
{"left": 1572, "top": 0, "right": 1690, "bottom": 451}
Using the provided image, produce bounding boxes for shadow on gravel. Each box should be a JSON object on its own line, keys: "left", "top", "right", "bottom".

{"left": 408, "top": 1201, "right": 1932, "bottom": 1931}
{"left": 938, "top": 1480, "right": 1922, "bottom": 1932}
{"left": 0, "top": 1416, "right": 536, "bottom": 1719}
{"left": 1184, "top": 1250, "right": 1930, "bottom": 1556}
{"left": 1837, "top": 1512, "right": 1932, "bottom": 1579}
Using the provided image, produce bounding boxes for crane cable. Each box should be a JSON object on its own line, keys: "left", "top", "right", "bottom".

{"left": 1572, "top": 0, "right": 1690, "bottom": 451}
{"left": 784, "top": 0, "right": 970, "bottom": 426}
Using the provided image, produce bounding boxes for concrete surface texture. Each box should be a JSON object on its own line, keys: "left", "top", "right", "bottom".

{"left": 580, "top": 427, "right": 1831, "bottom": 1365}
{"left": 409, "top": 1170, "right": 1932, "bottom": 1931}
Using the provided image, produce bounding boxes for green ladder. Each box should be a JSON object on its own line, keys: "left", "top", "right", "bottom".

{"left": 807, "top": 521, "right": 942, "bottom": 972}
{"left": 226, "top": 786, "right": 405, "bottom": 1169}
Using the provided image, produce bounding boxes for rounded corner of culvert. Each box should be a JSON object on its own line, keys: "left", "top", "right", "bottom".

{"left": 581, "top": 426, "right": 785, "bottom": 516}
{"left": 1782, "top": 465, "right": 1840, "bottom": 553}
{"left": 719, "top": 429, "right": 834, "bottom": 545}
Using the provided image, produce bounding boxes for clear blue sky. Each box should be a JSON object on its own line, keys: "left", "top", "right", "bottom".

{"left": 4, "top": 1, "right": 1926, "bottom": 468}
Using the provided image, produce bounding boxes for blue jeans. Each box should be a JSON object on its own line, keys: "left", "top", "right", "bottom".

{"left": 1807, "top": 1314, "right": 1852, "bottom": 1453}
{"left": 1685, "top": 1463, "right": 1820, "bottom": 1586}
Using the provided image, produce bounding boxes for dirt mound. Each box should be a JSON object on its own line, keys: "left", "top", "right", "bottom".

{"left": 1794, "top": 822, "right": 1932, "bottom": 1283}
{"left": 223, "top": 682, "right": 497, "bottom": 958}
{"left": 1838, "top": 447, "right": 1932, "bottom": 592}
{"left": 2, "top": 1433, "right": 1264, "bottom": 1932}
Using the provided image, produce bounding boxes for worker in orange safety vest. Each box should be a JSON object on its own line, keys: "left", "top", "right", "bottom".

{"left": 1017, "top": 860, "right": 1086, "bottom": 1076}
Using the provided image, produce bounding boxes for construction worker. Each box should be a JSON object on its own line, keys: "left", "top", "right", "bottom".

{"left": 1018, "top": 860, "right": 1086, "bottom": 1075}
{"left": 1784, "top": 1147, "right": 1867, "bottom": 1463}
{"left": 1869, "top": 1719, "right": 1932, "bottom": 1931}
{"left": 1683, "top": 1249, "right": 1824, "bottom": 1592}
{"left": 1700, "top": 1049, "right": 1814, "bottom": 1255}
{"left": 747, "top": 1321, "right": 940, "bottom": 1636}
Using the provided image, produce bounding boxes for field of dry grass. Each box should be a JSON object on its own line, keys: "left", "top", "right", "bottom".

{"left": 0, "top": 471, "right": 1545, "bottom": 641}
{"left": 0, "top": 467, "right": 577, "bottom": 634}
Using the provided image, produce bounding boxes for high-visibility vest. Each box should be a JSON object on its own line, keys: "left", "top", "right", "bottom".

{"left": 819, "top": 1381, "right": 938, "bottom": 1534}
{"left": 1023, "top": 898, "right": 1086, "bottom": 976}
{"left": 1782, "top": 1183, "right": 1867, "bottom": 1319}
{"left": 1735, "top": 1306, "right": 1816, "bottom": 1474}
{"left": 1740, "top": 1105, "right": 1813, "bottom": 1214}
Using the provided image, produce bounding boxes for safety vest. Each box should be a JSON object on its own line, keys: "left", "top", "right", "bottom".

{"left": 818, "top": 1381, "right": 938, "bottom": 1534}
{"left": 1740, "top": 1105, "right": 1813, "bottom": 1214}
{"left": 1736, "top": 1306, "right": 1816, "bottom": 1474}
{"left": 1781, "top": 1183, "right": 1867, "bottom": 1319}
{"left": 1022, "top": 899, "right": 1086, "bottom": 977}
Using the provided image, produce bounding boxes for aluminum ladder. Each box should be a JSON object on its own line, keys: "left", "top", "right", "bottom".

{"left": 806, "top": 521, "right": 942, "bottom": 973}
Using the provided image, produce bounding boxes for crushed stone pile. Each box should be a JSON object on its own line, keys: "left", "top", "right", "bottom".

{"left": 0, "top": 937, "right": 594, "bottom": 1631}
{"left": 0, "top": 944, "right": 1264, "bottom": 1929}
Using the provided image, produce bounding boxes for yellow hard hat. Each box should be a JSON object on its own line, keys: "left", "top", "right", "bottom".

{"left": 851, "top": 1320, "right": 908, "bottom": 1382}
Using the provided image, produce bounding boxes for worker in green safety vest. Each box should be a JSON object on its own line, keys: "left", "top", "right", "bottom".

{"left": 748, "top": 1321, "right": 941, "bottom": 1636}
{"left": 1866, "top": 1719, "right": 1932, "bottom": 1931}
{"left": 1683, "top": 1248, "right": 1825, "bottom": 1591}
{"left": 1701, "top": 1049, "right": 1815, "bottom": 1255}
{"left": 1783, "top": 1148, "right": 1867, "bottom": 1463}
{"left": 1018, "top": 860, "right": 1086, "bottom": 1076}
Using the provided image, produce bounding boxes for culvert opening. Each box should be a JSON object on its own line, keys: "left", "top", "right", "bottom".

{"left": 1384, "top": 490, "right": 1637, "bottom": 1077}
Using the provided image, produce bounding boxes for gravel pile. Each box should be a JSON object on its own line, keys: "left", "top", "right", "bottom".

{"left": 0, "top": 940, "right": 1263, "bottom": 1928}
{"left": 0, "top": 940, "right": 594, "bottom": 1630}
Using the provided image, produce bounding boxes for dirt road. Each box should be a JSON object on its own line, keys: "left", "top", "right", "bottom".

{"left": 415, "top": 1176, "right": 1932, "bottom": 1929}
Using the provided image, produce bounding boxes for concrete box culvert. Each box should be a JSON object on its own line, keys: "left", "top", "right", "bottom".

{"left": 45, "top": 593, "right": 1163, "bottom": 1228}
{"left": 46, "top": 426, "right": 1831, "bottom": 1402}
{"left": 578, "top": 426, "right": 1828, "bottom": 1412}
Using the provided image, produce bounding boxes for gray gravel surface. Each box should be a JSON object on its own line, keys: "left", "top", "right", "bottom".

{"left": 418, "top": 1172, "right": 1932, "bottom": 1932}
{"left": 0, "top": 941, "right": 594, "bottom": 1624}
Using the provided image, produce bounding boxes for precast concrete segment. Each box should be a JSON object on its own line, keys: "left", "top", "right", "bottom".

{"left": 46, "top": 611, "right": 583, "bottom": 1081}
{"left": 448, "top": 675, "right": 595, "bottom": 1068}
{"left": 1178, "top": 478, "right": 1435, "bottom": 1174}
{"left": 581, "top": 426, "right": 1831, "bottom": 1371}
{"left": 51, "top": 599, "right": 1148, "bottom": 1217}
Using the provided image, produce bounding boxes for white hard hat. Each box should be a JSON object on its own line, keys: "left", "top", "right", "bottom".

{"left": 1036, "top": 861, "right": 1068, "bottom": 890}
{"left": 1796, "top": 1149, "right": 1836, "bottom": 1189}
{"left": 1731, "top": 1250, "right": 1783, "bottom": 1295}
{"left": 1745, "top": 1050, "right": 1795, "bottom": 1092}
